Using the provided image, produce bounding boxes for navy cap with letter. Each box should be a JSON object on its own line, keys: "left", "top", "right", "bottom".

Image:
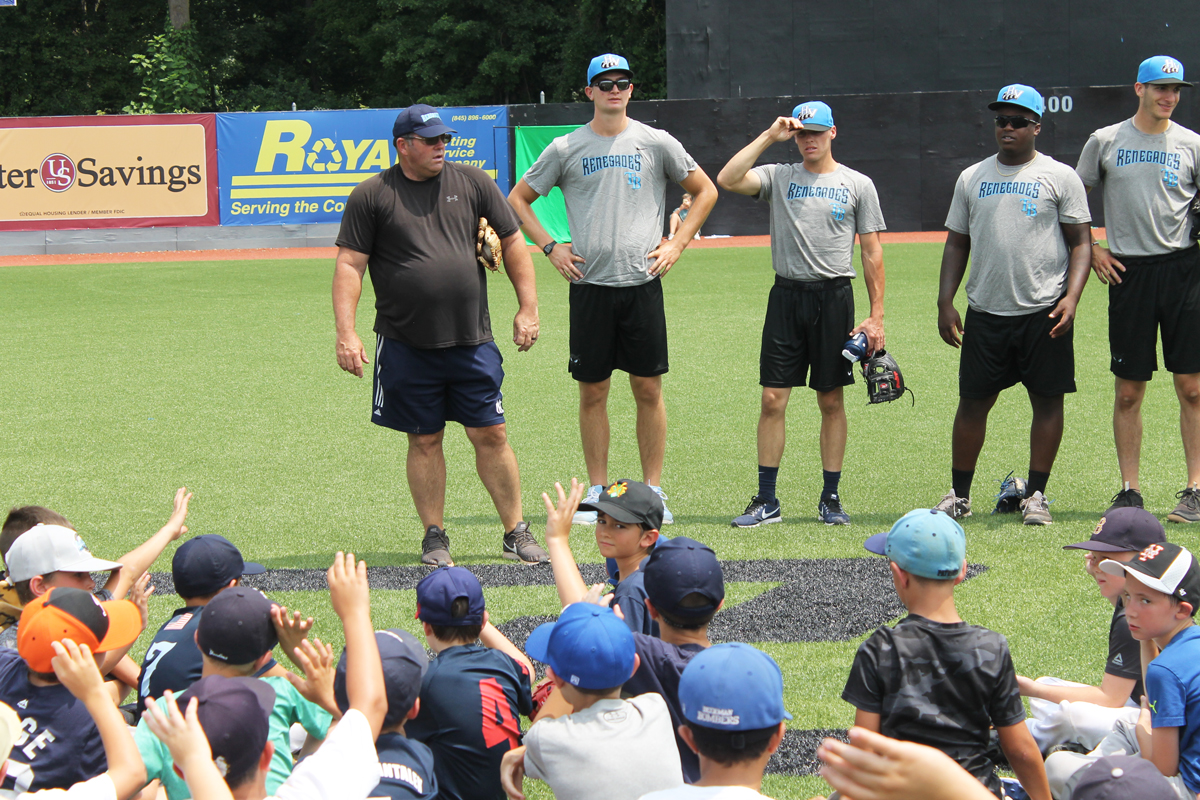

{"left": 415, "top": 566, "right": 485, "bottom": 626}
{"left": 587, "top": 53, "right": 633, "bottom": 84}
{"left": 679, "top": 642, "right": 792, "bottom": 730}
{"left": 1138, "top": 55, "right": 1192, "bottom": 87}
{"left": 988, "top": 83, "right": 1045, "bottom": 117}
{"left": 525, "top": 603, "right": 635, "bottom": 689}
{"left": 176, "top": 675, "right": 276, "bottom": 783}
{"left": 1099, "top": 542, "right": 1200, "bottom": 608}
{"left": 791, "top": 101, "right": 834, "bottom": 131}
{"left": 864, "top": 508, "right": 966, "bottom": 580}
{"left": 643, "top": 537, "right": 724, "bottom": 619}
{"left": 1063, "top": 507, "right": 1166, "bottom": 553}
{"left": 392, "top": 104, "right": 456, "bottom": 141}
{"left": 195, "top": 586, "right": 279, "bottom": 664}
{"left": 1072, "top": 754, "right": 1178, "bottom": 800}
{"left": 172, "top": 534, "right": 265, "bottom": 598}
{"left": 334, "top": 629, "right": 428, "bottom": 728}
{"left": 577, "top": 479, "right": 664, "bottom": 530}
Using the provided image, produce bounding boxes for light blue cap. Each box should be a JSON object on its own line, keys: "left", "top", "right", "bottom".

{"left": 679, "top": 643, "right": 792, "bottom": 730}
{"left": 988, "top": 84, "right": 1045, "bottom": 117}
{"left": 525, "top": 603, "right": 635, "bottom": 690}
{"left": 864, "top": 508, "right": 966, "bottom": 580}
{"left": 587, "top": 53, "right": 633, "bottom": 85}
{"left": 791, "top": 101, "right": 834, "bottom": 131}
{"left": 1138, "top": 55, "right": 1192, "bottom": 87}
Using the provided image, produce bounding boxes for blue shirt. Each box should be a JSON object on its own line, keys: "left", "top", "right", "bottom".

{"left": 374, "top": 732, "right": 438, "bottom": 800}
{"left": 623, "top": 633, "right": 705, "bottom": 783}
{"left": 1147, "top": 624, "right": 1200, "bottom": 792}
{"left": 407, "top": 644, "right": 533, "bottom": 800}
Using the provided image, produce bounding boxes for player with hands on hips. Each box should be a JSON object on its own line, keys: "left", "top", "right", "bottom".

{"left": 718, "top": 102, "right": 886, "bottom": 528}
{"left": 933, "top": 84, "right": 1092, "bottom": 526}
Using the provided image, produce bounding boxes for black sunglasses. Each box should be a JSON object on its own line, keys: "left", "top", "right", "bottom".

{"left": 592, "top": 78, "right": 631, "bottom": 92}
{"left": 995, "top": 115, "right": 1036, "bottom": 129}
{"left": 406, "top": 133, "right": 453, "bottom": 146}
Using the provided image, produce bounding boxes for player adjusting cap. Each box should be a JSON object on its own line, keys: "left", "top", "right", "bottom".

{"left": 526, "top": 603, "right": 635, "bottom": 690}
{"left": 334, "top": 629, "right": 428, "bottom": 728}
{"left": 587, "top": 53, "right": 633, "bottom": 84}
{"left": 864, "top": 509, "right": 966, "bottom": 580}
{"left": 643, "top": 537, "right": 724, "bottom": 620}
{"left": 679, "top": 643, "right": 791, "bottom": 731}
{"left": 195, "top": 587, "right": 278, "bottom": 665}
{"left": 1138, "top": 55, "right": 1192, "bottom": 87}
{"left": 5, "top": 524, "right": 122, "bottom": 583}
{"left": 791, "top": 101, "right": 834, "bottom": 131}
{"left": 172, "top": 534, "right": 266, "bottom": 598}
{"left": 988, "top": 83, "right": 1045, "bottom": 117}
{"left": 577, "top": 480, "right": 664, "bottom": 530}
{"left": 392, "top": 104, "right": 456, "bottom": 141}
{"left": 1064, "top": 508, "right": 1166, "bottom": 553}
{"left": 176, "top": 675, "right": 275, "bottom": 784}
{"left": 18, "top": 587, "right": 143, "bottom": 673}
{"left": 415, "top": 566, "right": 485, "bottom": 626}
{"left": 1099, "top": 542, "right": 1200, "bottom": 608}
{"left": 1072, "top": 754, "right": 1178, "bottom": 800}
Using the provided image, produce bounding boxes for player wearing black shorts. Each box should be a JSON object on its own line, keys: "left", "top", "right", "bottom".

{"left": 1077, "top": 56, "right": 1200, "bottom": 522}
{"left": 935, "top": 85, "right": 1093, "bottom": 525}
{"left": 717, "top": 102, "right": 886, "bottom": 526}
{"left": 333, "top": 104, "right": 549, "bottom": 566}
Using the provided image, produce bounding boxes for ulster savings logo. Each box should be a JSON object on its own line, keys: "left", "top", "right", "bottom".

{"left": 40, "top": 154, "right": 76, "bottom": 192}
{"left": 1000, "top": 85, "right": 1024, "bottom": 101}
{"left": 605, "top": 481, "right": 629, "bottom": 498}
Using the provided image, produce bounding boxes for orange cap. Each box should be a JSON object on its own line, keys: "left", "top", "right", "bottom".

{"left": 18, "top": 587, "right": 142, "bottom": 673}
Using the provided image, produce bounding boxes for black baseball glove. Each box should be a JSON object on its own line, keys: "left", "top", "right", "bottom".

{"left": 476, "top": 217, "right": 502, "bottom": 271}
{"left": 863, "top": 349, "right": 914, "bottom": 405}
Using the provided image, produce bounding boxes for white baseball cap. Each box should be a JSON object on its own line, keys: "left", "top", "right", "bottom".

{"left": 5, "top": 524, "right": 123, "bottom": 582}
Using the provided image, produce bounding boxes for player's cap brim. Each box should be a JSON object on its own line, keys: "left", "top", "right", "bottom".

{"left": 57, "top": 556, "right": 123, "bottom": 574}
{"left": 241, "top": 561, "right": 267, "bottom": 576}
{"left": 96, "top": 598, "right": 145, "bottom": 654}
{"left": 1063, "top": 541, "right": 1136, "bottom": 552}
{"left": 523, "top": 621, "right": 555, "bottom": 667}
{"left": 577, "top": 501, "right": 644, "bottom": 525}
{"left": 863, "top": 532, "right": 888, "bottom": 556}
{"left": 1146, "top": 78, "right": 1193, "bottom": 87}
{"left": 797, "top": 122, "right": 831, "bottom": 131}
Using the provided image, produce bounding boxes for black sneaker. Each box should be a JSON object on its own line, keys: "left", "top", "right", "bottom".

{"left": 1168, "top": 487, "right": 1200, "bottom": 524}
{"left": 1107, "top": 487, "right": 1144, "bottom": 513}
{"left": 818, "top": 493, "right": 850, "bottom": 525}
{"left": 421, "top": 525, "right": 453, "bottom": 567}
{"left": 503, "top": 521, "right": 550, "bottom": 564}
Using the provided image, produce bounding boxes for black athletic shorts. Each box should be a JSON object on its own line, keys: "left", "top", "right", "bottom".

{"left": 371, "top": 336, "right": 505, "bottom": 434}
{"left": 568, "top": 279, "right": 668, "bottom": 383}
{"left": 759, "top": 275, "right": 855, "bottom": 392}
{"left": 959, "top": 305, "right": 1075, "bottom": 399}
{"left": 1108, "top": 243, "right": 1200, "bottom": 381}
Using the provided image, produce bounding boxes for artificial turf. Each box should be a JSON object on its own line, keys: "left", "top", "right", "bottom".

{"left": 2, "top": 242, "right": 1197, "bottom": 797}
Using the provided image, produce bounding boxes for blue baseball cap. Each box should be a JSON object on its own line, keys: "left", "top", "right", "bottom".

{"left": 644, "top": 537, "right": 724, "bottom": 620}
{"left": 415, "top": 566, "right": 485, "bottom": 626}
{"left": 1138, "top": 55, "right": 1192, "bottom": 87}
{"left": 864, "top": 509, "right": 966, "bottom": 580}
{"left": 587, "top": 53, "right": 633, "bottom": 85}
{"left": 392, "top": 104, "right": 456, "bottom": 141}
{"left": 791, "top": 101, "right": 834, "bottom": 131}
{"left": 525, "top": 603, "right": 636, "bottom": 690}
{"left": 679, "top": 643, "right": 792, "bottom": 731}
{"left": 172, "top": 534, "right": 265, "bottom": 598}
{"left": 334, "top": 629, "right": 427, "bottom": 728}
{"left": 988, "top": 84, "right": 1045, "bottom": 117}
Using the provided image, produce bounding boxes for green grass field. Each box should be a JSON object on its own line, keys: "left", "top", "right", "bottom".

{"left": 2, "top": 243, "right": 1198, "bottom": 797}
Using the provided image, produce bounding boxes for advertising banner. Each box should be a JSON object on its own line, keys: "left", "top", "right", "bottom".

{"left": 217, "top": 106, "right": 509, "bottom": 226}
{"left": 0, "top": 114, "right": 218, "bottom": 231}
{"left": 514, "top": 124, "right": 581, "bottom": 244}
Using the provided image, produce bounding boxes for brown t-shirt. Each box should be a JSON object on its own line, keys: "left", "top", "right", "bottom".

{"left": 336, "top": 163, "right": 521, "bottom": 349}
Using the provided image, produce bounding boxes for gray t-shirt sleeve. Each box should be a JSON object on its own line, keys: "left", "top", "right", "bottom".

{"left": 1075, "top": 133, "right": 1103, "bottom": 187}
{"left": 855, "top": 178, "right": 886, "bottom": 235}
{"left": 520, "top": 138, "right": 564, "bottom": 197}
{"left": 945, "top": 171, "right": 970, "bottom": 234}
{"left": 657, "top": 131, "right": 698, "bottom": 183}
{"left": 752, "top": 164, "right": 776, "bottom": 201}
{"left": 1055, "top": 169, "right": 1091, "bottom": 224}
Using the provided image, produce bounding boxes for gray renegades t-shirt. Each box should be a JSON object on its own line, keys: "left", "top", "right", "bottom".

{"left": 945, "top": 153, "right": 1091, "bottom": 315}
{"left": 752, "top": 162, "right": 886, "bottom": 281}
{"left": 1076, "top": 118, "right": 1200, "bottom": 257}
{"left": 521, "top": 120, "right": 697, "bottom": 287}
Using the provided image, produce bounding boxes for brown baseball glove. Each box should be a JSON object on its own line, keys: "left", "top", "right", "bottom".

{"left": 477, "top": 217, "right": 502, "bottom": 271}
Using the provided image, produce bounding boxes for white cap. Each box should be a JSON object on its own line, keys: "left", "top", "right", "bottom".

{"left": 0, "top": 701, "right": 19, "bottom": 761}
{"left": 5, "top": 524, "right": 123, "bottom": 583}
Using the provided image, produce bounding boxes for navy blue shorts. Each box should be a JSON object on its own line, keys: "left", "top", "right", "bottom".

{"left": 372, "top": 336, "right": 506, "bottom": 434}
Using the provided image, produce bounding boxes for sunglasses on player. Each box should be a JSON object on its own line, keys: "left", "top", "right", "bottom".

{"left": 405, "top": 133, "right": 454, "bottom": 146}
{"left": 591, "top": 78, "right": 631, "bottom": 92}
{"left": 994, "top": 115, "right": 1036, "bottom": 129}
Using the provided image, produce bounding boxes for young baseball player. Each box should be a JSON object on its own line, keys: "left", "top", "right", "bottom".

{"left": 509, "top": 53, "right": 718, "bottom": 526}
{"left": 717, "top": 101, "right": 886, "bottom": 527}
{"left": 933, "top": 84, "right": 1092, "bottom": 525}
{"left": 1076, "top": 56, "right": 1200, "bottom": 522}
{"left": 1018, "top": 507, "right": 1165, "bottom": 753}
{"left": 843, "top": 508, "right": 1050, "bottom": 800}
{"left": 407, "top": 566, "right": 534, "bottom": 800}
{"left": 499, "top": 602, "right": 683, "bottom": 800}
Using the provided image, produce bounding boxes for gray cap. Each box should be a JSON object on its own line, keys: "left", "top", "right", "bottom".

{"left": 1072, "top": 755, "right": 1177, "bottom": 800}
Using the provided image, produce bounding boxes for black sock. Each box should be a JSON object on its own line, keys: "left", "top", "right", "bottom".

{"left": 1027, "top": 470, "right": 1050, "bottom": 497}
{"left": 758, "top": 466, "right": 779, "bottom": 501}
{"left": 952, "top": 468, "right": 974, "bottom": 500}
{"left": 822, "top": 470, "right": 841, "bottom": 499}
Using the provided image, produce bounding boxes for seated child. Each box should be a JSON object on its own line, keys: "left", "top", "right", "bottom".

{"left": 842, "top": 508, "right": 1049, "bottom": 800}
{"left": 406, "top": 566, "right": 533, "bottom": 800}
{"left": 639, "top": 643, "right": 790, "bottom": 800}
{"left": 502, "top": 602, "right": 683, "bottom": 800}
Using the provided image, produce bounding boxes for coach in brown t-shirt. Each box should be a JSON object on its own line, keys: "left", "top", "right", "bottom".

{"left": 332, "top": 104, "right": 548, "bottom": 566}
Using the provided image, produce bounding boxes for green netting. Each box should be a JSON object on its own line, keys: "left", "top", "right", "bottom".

{"left": 514, "top": 125, "right": 581, "bottom": 244}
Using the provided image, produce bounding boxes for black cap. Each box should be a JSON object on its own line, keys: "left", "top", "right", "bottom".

{"left": 177, "top": 675, "right": 275, "bottom": 784}
{"left": 195, "top": 587, "right": 278, "bottom": 665}
{"left": 334, "top": 629, "right": 428, "bottom": 729}
{"left": 577, "top": 480, "right": 664, "bottom": 530}
{"left": 172, "top": 535, "right": 265, "bottom": 598}
{"left": 392, "top": 104, "right": 456, "bottom": 141}
{"left": 1099, "top": 542, "right": 1200, "bottom": 608}
{"left": 643, "top": 537, "right": 724, "bottom": 619}
{"left": 1064, "top": 508, "right": 1167, "bottom": 553}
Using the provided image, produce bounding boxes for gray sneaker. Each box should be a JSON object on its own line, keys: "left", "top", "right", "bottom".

{"left": 572, "top": 484, "right": 603, "bottom": 525}
{"left": 1168, "top": 487, "right": 1200, "bottom": 524}
{"left": 1021, "top": 491, "right": 1053, "bottom": 525}
{"left": 420, "top": 525, "right": 453, "bottom": 567}
{"left": 503, "top": 521, "right": 550, "bottom": 564}
{"left": 934, "top": 492, "right": 972, "bottom": 519}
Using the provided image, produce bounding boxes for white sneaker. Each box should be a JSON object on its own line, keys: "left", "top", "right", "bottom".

{"left": 649, "top": 486, "right": 674, "bottom": 524}
{"left": 573, "top": 484, "right": 603, "bottom": 525}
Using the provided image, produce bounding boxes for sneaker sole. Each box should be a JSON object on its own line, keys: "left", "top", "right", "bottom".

{"left": 731, "top": 516, "right": 782, "bottom": 529}
{"left": 421, "top": 555, "right": 454, "bottom": 567}
{"left": 1167, "top": 513, "right": 1200, "bottom": 524}
{"left": 502, "top": 550, "right": 551, "bottom": 565}
{"left": 1023, "top": 519, "right": 1052, "bottom": 526}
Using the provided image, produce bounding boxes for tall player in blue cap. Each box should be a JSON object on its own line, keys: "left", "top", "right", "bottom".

{"left": 718, "top": 100, "right": 887, "bottom": 527}
{"left": 933, "top": 83, "right": 1093, "bottom": 526}
{"left": 1077, "top": 56, "right": 1200, "bottom": 524}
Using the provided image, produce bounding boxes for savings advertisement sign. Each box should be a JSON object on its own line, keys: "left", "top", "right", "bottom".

{"left": 216, "top": 106, "right": 509, "bottom": 226}
{"left": 0, "top": 114, "right": 218, "bottom": 230}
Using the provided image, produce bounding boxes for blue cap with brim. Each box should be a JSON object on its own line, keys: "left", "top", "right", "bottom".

{"left": 679, "top": 643, "right": 792, "bottom": 730}
{"left": 588, "top": 53, "right": 633, "bottom": 85}
{"left": 526, "top": 603, "right": 635, "bottom": 690}
{"left": 791, "top": 101, "right": 834, "bottom": 131}
{"left": 864, "top": 508, "right": 966, "bottom": 580}
{"left": 988, "top": 84, "right": 1045, "bottom": 117}
{"left": 392, "top": 104, "right": 456, "bottom": 141}
{"left": 415, "top": 566, "right": 485, "bottom": 626}
{"left": 1138, "top": 56, "right": 1192, "bottom": 87}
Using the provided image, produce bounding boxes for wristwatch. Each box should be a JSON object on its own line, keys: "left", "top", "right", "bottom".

{"left": 542, "top": 241, "right": 558, "bottom": 256}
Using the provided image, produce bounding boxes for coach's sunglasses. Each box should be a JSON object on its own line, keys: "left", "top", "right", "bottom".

{"left": 406, "top": 133, "right": 454, "bottom": 146}
{"left": 592, "top": 78, "right": 632, "bottom": 92}
{"left": 994, "top": 115, "right": 1036, "bottom": 129}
